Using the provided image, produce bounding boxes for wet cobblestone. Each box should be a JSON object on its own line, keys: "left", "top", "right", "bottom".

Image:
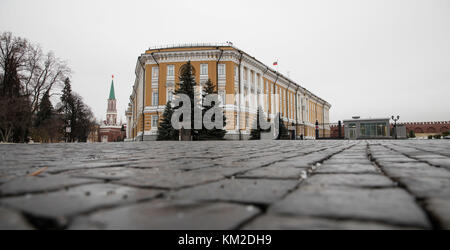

{"left": 1, "top": 140, "right": 450, "bottom": 229}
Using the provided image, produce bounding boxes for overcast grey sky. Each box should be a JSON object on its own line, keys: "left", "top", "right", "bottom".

{"left": 1, "top": 0, "right": 449, "bottom": 123}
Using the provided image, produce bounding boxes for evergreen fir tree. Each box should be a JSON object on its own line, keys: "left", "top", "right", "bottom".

{"left": 277, "top": 113, "right": 289, "bottom": 140}
{"left": 59, "top": 78, "right": 76, "bottom": 141}
{"left": 174, "top": 61, "right": 198, "bottom": 140}
{"left": 250, "top": 106, "right": 269, "bottom": 140}
{"left": 198, "top": 79, "right": 226, "bottom": 140}
{"left": 157, "top": 101, "right": 179, "bottom": 140}
{"left": 34, "top": 89, "right": 53, "bottom": 128}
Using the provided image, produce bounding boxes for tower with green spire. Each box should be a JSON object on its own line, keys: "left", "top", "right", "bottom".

{"left": 109, "top": 79, "right": 115, "bottom": 100}
{"left": 106, "top": 75, "right": 117, "bottom": 125}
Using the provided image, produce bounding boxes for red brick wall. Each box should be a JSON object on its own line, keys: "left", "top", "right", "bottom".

{"left": 98, "top": 127, "right": 126, "bottom": 142}
{"left": 394, "top": 121, "right": 450, "bottom": 134}
{"left": 330, "top": 124, "right": 343, "bottom": 138}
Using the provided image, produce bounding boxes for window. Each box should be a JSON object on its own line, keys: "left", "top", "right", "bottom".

{"left": 378, "top": 123, "right": 387, "bottom": 136}
{"left": 234, "top": 66, "right": 238, "bottom": 81}
{"left": 151, "top": 115, "right": 158, "bottom": 128}
{"left": 152, "top": 92, "right": 158, "bottom": 106}
{"left": 219, "top": 91, "right": 225, "bottom": 105}
{"left": 218, "top": 64, "right": 225, "bottom": 76}
{"left": 200, "top": 64, "right": 208, "bottom": 75}
{"left": 167, "top": 65, "right": 174, "bottom": 77}
{"left": 245, "top": 114, "right": 249, "bottom": 128}
{"left": 167, "top": 90, "right": 173, "bottom": 102}
{"left": 152, "top": 67, "right": 159, "bottom": 78}
{"left": 360, "top": 123, "right": 386, "bottom": 137}
{"left": 360, "top": 124, "right": 366, "bottom": 136}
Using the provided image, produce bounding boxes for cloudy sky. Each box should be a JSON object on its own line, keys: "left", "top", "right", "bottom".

{"left": 1, "top": 0, "right": 449, "bottom": 123}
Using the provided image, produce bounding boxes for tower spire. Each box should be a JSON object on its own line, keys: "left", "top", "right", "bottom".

{"left": 106, "top": 75, "right": 117, "bottom": 125}
{"left": 109, "top": 75, "right": 115, "bottom": 100}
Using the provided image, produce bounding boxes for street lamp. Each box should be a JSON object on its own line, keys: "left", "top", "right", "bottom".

{"left": 65, "top": 120, "right": 71, "bottom": 143}
{"left": 315, "top": 120, "right": 319, "bottom": 139}
{"left": 391, "top": 115, "right": 400, "bottom": 139}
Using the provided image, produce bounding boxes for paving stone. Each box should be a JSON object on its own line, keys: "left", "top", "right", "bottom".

{"left": 46, "top": 162, "right": 134, "bottom": 174}
{"left": 315, "top": 164, "right": 378, "bottom": 174}
{"left": 65, "top": 167, "right": 152, "bottom": 181}
{"left": 243, "top": 214, "right": 417, "bottom": 230}
{"left": 270, "top": 185, "right": 430, "bottom": 228}
{"left": 69, "top": 200, "right": 260, "bottom": 230}
{"left": 170, "top": 178, "right": 298, "bottom": 205}
{"left": 325, "top": 158, "right": 372, "bottom": 165}
{"left": 379, "top": 162, "right": 450, "bottom": 179}
{"left": 422, "top": 158, "right": 450, "bottom": 170}
{"left": 303, "top": 174, "right": 396, "bottom": 188}
{"left": 0, "top": 206, "right": 34, "bottom": 230}
{"left": 0, "top": 175, "right": 98, "bottom": 196}
{"left": 375, "top": 158, "right": 419, "bottom": 165}
{"left": 397, "top": 176, "right": 450, "bottom": 199}
{"left": 2, "top": 140, "right": 450, "bottom": 229}
{"left": 238, "top": 166, "right": 307, "bottom": 179}
{"left": 195, "top": 165, "right": 261, "bottom": 178}
{"left": 0, "top": 183, "right": 162, "bottom": 220}
{"left": 113, "top": 170, "right": 225, "bottom": 189}
{"left": 425, "top": 198, "right": 450, "bottom": 229}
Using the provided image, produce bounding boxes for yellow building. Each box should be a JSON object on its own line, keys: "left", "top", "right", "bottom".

{"left": 125, "top": 43, "right": 331, "bottom": 141}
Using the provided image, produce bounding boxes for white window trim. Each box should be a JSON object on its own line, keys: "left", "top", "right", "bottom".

{"left": 152, "top": 91, "right": 159, "bottom": 106}
{"left": 167, "top": 89, "right": 173, "bottom": 103}
{"left": 219, "top": 90, "right": 226, "bottom": 106}
{"left": 151, "top": 115, "right": 158, "bottom": 128}
{"left": 152, "top": 67, "right": 159, "bottom": 78}
{"left": 200, "top": 64, "right": 208, "bottom": 76}
{"left": 218, "top": 64, "right": 226, "bottom": 76}
{"left": 167, "top": 65, "right": 175, "bottom": 77}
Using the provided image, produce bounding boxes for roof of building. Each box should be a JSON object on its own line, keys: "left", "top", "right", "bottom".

{"left": 343, "top": 118, "right": 390, "bottom": 122}
{"left": 109, "top": 79, "right": 115, "bottom": 100}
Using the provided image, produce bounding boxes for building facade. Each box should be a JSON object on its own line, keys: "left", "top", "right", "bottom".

{"left": 343, "top": 118, "right": 391, "bottom": 140}
{"left": 125, "top": 43, "right": 331, "bottom": 141}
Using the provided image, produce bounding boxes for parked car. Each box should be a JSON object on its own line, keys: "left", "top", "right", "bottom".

{"left": 444, "top": 135, "right": 450, "bottom": 139}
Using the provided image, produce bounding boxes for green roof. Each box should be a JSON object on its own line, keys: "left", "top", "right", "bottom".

{"left": 109, "top": 80, "right": 115, "bottom": 99}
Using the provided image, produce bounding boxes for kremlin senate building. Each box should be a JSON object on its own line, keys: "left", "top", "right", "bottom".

{"left": 125, "top": 43, "right": 331, "bottom": 141}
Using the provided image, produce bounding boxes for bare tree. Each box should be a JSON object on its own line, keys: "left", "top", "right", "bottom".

{"left": 22, "top": 45, "right": 70, "bottom": 114}
{"left": 0, "top": 32, "right": 29, "bottom": 96}
{"left": 0, "top": 32, "right": 32, "bottom": 142}
{"left": 1, "top": 32, "right": 70, "bottom": 113}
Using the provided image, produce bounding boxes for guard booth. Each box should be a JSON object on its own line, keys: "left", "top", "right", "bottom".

{"left": 344, "top": 117, "right": 391, "bottom": 140}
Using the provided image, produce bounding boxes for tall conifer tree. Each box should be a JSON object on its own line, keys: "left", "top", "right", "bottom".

{"left": 198, "top": 79, "right": 226, "bottom": 140}
{"left": 174, "top": 61, "right": 198, "bottom": 140}
{"left": 250, "top": 106, "right": 269, "bottom": 140}
{"left": 157, "top": 101, "right": 179, "bottom": 140}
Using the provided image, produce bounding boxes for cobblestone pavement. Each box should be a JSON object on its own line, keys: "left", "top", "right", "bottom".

{"left": 1, "top": 140, "right": 450, "bottom": 229}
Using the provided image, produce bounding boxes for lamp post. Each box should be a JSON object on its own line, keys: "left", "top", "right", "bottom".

{"left": 65, "top": 120, "right": 71, "bottom": 143}
{"left": 292, "top": 122, "right": 295, "bottom": 140}
{"left": 315, "top": 120, "right": 319, "bottom": 139}
{"left": 391, "top": 115, "right": 400, "bottom": 139}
